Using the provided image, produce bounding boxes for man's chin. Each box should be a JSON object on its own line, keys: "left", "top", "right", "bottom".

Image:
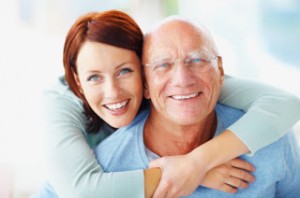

{"left": 169, "top": 114, "right": 204, "bottom": 126}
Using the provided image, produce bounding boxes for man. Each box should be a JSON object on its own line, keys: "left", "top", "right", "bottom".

{"left": 95, "top": 16, "right": 300, "bottom": 197}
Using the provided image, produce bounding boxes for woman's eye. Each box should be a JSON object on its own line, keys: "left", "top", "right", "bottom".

{"left": 118, "top": 68, "right": 133, "bottom": 76}
{"left": 87, "top": 75, "right": 100, "bottom": 82}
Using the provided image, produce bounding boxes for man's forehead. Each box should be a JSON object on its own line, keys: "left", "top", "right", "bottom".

{"left": 145, "top": 33, "right": 207, "bottom": 59}
{"left": 146, "top": 19, "right": 206, "bottom": 47}
{"left": 143, "top": 17, "right": 218, "bottom": 61}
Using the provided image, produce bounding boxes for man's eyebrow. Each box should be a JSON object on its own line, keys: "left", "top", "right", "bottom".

{"left": 146, "top": 49, "right": 172, "bottom": 63}
{"left": 186, "top": 49, "right": 210, "bottom": 57}
{"left": 150, "top": 56, "right": 172, "bottom": 63}
{"left": 186, "top": 51, "right": 201, "bottom": 57}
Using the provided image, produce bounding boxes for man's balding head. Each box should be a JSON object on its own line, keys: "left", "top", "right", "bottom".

{"left": 142, "top": 16, "right": 219, "bottom": 66}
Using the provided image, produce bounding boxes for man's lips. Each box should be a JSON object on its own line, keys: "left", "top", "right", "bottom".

{"left": 170, "top": 92, "right": 200, "bottom": 100}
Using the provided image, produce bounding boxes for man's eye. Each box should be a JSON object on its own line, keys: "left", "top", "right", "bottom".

{"left": 154, "top": 62, "right": 170, "bottom": 70}
{"left": 119, "top": 68, "right": 133, "bottom": 76}
{"left": 191, "top": 58, "right": 202, "bottom": 63}
{"left": 187, "top": 58, "right": 204, "bottom": 64}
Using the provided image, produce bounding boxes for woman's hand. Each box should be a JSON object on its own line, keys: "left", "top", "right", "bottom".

{"left": 149, "top": 155, "right": 255, "bottom": 198}
{"left": 149, "top": 154, "right": 208, "bottom": 198}
{"left": 201, "top": 158, "right": 255, "bottom": 193}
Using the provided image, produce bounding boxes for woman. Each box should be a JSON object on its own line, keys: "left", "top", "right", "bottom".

{"left": 40, "top": 10, "right": 300, "bottom": 198}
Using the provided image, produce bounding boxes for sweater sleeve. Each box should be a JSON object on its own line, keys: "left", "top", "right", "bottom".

{"left": 42, "top": 78, "right": 144, "bottom": 198}
{"left": 219, "top": 75, "right": 300, "bottom": 155}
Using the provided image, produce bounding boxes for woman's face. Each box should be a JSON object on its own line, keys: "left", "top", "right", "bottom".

{"left": 75, "top": 41, "right": 143, "bottom": 128}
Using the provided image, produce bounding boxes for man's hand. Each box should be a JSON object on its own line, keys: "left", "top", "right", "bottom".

{"left": 201, "top": 158, "right": 255, "bottom": 193}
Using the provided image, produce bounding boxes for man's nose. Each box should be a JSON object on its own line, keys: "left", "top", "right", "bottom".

{"left": 171, "top": 62, "right": 195, "bottom": 87}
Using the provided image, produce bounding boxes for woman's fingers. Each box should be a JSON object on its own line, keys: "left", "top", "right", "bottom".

{"left": 150, "top": 155, "right": 205, "bottom": 198}
{"left": 152, "top": 180, "right": 168, "bottom": 198}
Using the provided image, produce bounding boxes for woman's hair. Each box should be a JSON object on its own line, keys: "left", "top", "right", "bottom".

{"left": 63, "top": 10, "right": 144, "bottom": 133}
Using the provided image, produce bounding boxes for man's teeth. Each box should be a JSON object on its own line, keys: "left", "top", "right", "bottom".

{"left": 172, "top": 93, "right": 199, "bottom": 100}
{"left": 106, "top": 101, "right": 128, "bottom": 110}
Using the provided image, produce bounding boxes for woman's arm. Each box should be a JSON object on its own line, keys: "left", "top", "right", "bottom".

{"left": 148, "top": 131, "right": 252, "bottom": 197}
{"left": 219, "top": 75, "right": 300, "bottom": 155}
{"left": 42, "top": 78, "right": 145, "bottom": 198}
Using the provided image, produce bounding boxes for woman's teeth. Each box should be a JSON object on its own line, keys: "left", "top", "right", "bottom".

{"left": 105, "top": 100, "right": 128, "bottom": 110}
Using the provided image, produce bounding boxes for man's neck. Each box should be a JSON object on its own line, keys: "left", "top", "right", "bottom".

{"left": 144, "top": 111, "right": 216, "bottom": 157}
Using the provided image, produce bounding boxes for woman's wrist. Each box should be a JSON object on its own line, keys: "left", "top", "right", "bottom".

{"left": 189, "top": 130, "right": 250, "bottom": 176}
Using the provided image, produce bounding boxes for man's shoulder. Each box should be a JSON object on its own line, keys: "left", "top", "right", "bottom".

{"left": 216, "top": 103, "right": 244, "bottom": 119}
{"left": 215, "top": 103, "right": 245, "bottom": 132}
{"left": 190, "top": 131, "right": 300, "bottom": 197}
{"left": 252, "top": 130, "right": 298, "bottom": 158}
{"left": 94, "top": 110, "right": 150, "bottom": 172}
{"left": 241, "top": 130, "right": 298, "bottom": 176}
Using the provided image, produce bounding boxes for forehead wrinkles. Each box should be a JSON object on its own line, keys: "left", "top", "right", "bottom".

{"left": 170, "top": 20, "right": 218, "bottom": 56}
{"left": 143, "top": 32, "right": 174, "bottom": 64}
{"left": 146, "top": 27, "right": 208, "bottom": 62}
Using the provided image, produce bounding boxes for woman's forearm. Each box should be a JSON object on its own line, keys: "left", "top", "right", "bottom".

{"left": 220, "top": 75, "right": 300, "bottom": 154}
{"left": 189, "top": 130, "right": 249, "bottom": 171}
{"left": 44, "top": 83, "right": 145, "bottom": 198}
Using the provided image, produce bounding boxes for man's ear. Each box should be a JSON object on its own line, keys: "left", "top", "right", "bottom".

{"left": 142, "top": 67, "right": 151, "bottom": 99}
{"left": 144, "top": 82, "right": 150, "bottom": 99}
{"left": 217, "top": 56, "right": 224, "bottom": 85}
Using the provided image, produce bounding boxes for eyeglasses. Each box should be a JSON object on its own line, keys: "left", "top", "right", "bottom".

{"left": 143, "top": 53, "right": 219, "bottom": 74}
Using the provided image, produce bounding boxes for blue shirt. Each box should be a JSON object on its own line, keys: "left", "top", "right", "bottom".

{"left": 95, "top": 104, "right": 300, "bottom": 197}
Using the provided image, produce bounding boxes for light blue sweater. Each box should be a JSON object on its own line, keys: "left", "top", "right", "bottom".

{"left": 95, "top": 104, "right": 300, "bottom": 197}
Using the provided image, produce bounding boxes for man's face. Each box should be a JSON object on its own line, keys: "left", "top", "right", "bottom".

{"left": 143, "top": 20, "right": 224, "bottom": 126}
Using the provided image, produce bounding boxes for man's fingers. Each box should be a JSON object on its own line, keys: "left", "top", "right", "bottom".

{"left": 230, "top": 168, "right": 255, "bottom": 183}
{"left": 225, "top": 176, "right": 249, "bottom": 189}
{"left": 219, "top": 184, "right": 238, "bottom": 194}
{"left": 230, "top": 158, "right": 255, "bottom": 172}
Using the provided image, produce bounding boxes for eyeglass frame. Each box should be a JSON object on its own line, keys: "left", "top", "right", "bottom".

{"left": 143, "top": 52, "right": 220, "bottom": 73}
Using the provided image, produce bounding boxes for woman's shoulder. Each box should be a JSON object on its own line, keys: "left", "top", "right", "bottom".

{"left": 42, "top": 75, "right": 83, "bottom": 109}
{"left": 41, "top": 75, "right": 87, "bottom": 133}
